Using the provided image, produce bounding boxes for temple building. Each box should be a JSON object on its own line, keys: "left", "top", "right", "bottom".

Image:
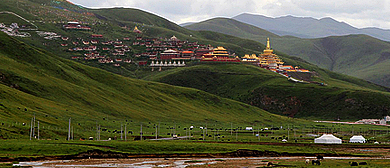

{"left": 259, "top": 38, "right": 284, "bottom": 69}
{"left": 241, "top": 54, "right": 259, "bottom": 62}
{"left": 195, "top": 48, "right": 211, "bottom": 59}
{"left": 160, "top": 49, "right": 180, "bottom": 60}
{"left": 133, "top": 26, "right": 142, "bottom": 33}
{"left": 169, "top": 35, "right": 179, "bottom": 41}
{"left": 202, "top": 46, "right": 229, "bottom": 59}
{"left": 200, "top": 46, "right": 240, "bottom": 62}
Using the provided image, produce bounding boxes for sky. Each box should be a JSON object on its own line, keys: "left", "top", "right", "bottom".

{"left": 68, "top": 0, "right": 390, "bottom": 29}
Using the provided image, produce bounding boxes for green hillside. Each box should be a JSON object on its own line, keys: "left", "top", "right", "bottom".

{"left": 0, "top": 32, "right": 304, "bottom": 139}
{"left": 185, "top": 18, "right": 390, "bottom": 88}
{"left": 1, "top": 0, "right": 389, "bottom": 122}
{"left": 144, "top": 63, "right": 390, "bottom": 120}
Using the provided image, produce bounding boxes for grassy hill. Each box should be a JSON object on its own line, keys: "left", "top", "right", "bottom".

{"left": 185, "top": 18, "right": 390, "bottom": 88}
{"left": 0, "top": 32, "right": 306, "bottom": 139}
{"left": 144, "top": 63, "right": 390, "bottom": 120}
{"left": 2, "top": 0, "right": 390, "bottom": 121}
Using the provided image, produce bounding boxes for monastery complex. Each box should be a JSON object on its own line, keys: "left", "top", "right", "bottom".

{"left": 241, "top": 38, "right": 309, "bottom": 73}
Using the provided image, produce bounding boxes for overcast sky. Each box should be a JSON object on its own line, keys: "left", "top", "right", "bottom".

{"left": 68, "top": 0, "right": 390, "bottom": 29}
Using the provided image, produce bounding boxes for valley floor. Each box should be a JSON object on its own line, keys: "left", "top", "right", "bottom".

{"left": 12, "top": 156, "right": 390, "bottom": 168}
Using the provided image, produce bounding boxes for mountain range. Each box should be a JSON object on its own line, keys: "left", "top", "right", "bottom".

{"left": 232, "top": 13, "right": 390, "bottom": 42}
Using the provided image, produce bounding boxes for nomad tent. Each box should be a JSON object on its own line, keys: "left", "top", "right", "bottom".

{"left": 349, "top": 135, "right": 366, "bottom": 143}
{"left": 314, "top": 134, "right": 342, "bottom": 144}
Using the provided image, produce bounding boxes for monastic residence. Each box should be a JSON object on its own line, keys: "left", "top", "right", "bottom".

{"left": 195, "top": 49, "right": 211, "bottom": 59}
{"left": 91, "top": 34, "right": 103, "bottom": 38}
{"left": 63, "top": 21, "right": 91, "bottom": 30}
{"left": 259, "top": 38, "right": 284, "bottom": 69}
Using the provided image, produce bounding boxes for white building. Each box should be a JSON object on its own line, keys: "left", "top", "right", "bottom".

{"left": 314, "top": 134, "right": 342, "bottom": 144}
{"left": 349, "top": 135, "right": 366, "bottom": 143}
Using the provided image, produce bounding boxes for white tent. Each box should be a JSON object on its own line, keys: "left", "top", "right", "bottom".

{"left": 349, "top": 135, "right": 366, "bottom": 143}
{"left": 314, "top": 134, "right": 342, "bottom": 144}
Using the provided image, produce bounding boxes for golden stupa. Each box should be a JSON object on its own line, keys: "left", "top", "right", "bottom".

{"left": 259, "top": 38, "right": 284, "bottom": 68}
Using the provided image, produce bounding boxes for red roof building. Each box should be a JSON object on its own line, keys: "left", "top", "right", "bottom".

{"left": 181, "top": 50, "right": 194, "bottom": 58}
{"left": 91, "top": 34, "right": 103, "bottom": 38}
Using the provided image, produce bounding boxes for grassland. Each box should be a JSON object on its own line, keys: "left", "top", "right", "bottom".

{"left": 144, "top": 63, "right": 390, "bottom": 120}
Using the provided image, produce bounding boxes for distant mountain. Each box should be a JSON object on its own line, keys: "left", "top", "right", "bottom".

{"left": 185, "top": 17, "right": 390, "bottom": 88}
{"left": 179, "top": 22, "right": 196, "bottom": 27}
{"left": 184, "top": 18, "right": 278, "bottom": 40}
{"left": 233, "top": 13, "right": 390, "bottom": 41}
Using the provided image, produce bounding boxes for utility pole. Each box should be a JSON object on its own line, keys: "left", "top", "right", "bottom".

{"left": 121, "top": 123, "right": 123, "bottom": 140}
{"left": 140, "top": 123, "right": 143, "bottom": 141}
{"left": 68, "top": 118, "right": 71, "bottom": 141}
{"left": 236, "top": 128, "right": 238, "bottom": 141}
{"left": 125, "top": 123, "right": 127, "bottom": 141}
{"left": 288, "top": 124, "right": 290, "bottom": 140}
{"left": 37, "top": 121, "right": 40, "bottom": 140}
{"left": 231, "top": 122, "right": 232, "bottom": 136}
{"left": 72, "top": 126, "right": 74, "bottom": 140}
{"left": 253, "top": 125, "right": 254, "bottom": 135}
{"left": 96, "top": 122, "right": 98, "bottom": 141}
{"left": 29, "top": 118, "right": 33, "bottom": 140}
{"left": 33, "top": 114, "right": 36, "bottom": 138}
{"left": 202, "top": 127, "right": 205, "bottom": 140}
{"left": 205, "top": 122, "right": 207, "bottom": 136}
{"left": 155, "top": 124, "right": 158, "bottom": 139}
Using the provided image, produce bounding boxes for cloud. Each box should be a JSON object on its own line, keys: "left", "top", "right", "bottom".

{"left": 68, "top": 0, "right": 390, "bottom": 29}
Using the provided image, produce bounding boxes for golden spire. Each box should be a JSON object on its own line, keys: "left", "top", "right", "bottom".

{"left": 266, "top": 38, "right": 270, "bottom": 50}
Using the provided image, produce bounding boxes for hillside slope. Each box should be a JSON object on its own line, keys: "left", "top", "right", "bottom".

{"left": 0, "top": 32, "right": 301, "bottom": 139}
{"left": 185, "top": 18, "right": 390, "bottom": 88}
{"left": 144, "top": 64, "right": 390, "bottom": 120}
